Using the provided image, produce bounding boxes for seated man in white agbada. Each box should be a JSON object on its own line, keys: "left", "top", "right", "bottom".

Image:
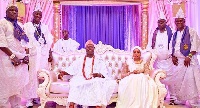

{"left": 59, "top": 40, "right": 117, "bottom": 108}
{"left": 53, "top": 30, "right": 80, "bottom": 54}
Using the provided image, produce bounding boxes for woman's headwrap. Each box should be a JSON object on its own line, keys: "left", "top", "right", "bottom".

{"left": 131, "top": 46, "right": 143, "bottom": 54}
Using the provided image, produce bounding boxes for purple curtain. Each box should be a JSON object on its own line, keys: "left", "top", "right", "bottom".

{"left": 62, "top": 5, "right": 141, "bottom": 50}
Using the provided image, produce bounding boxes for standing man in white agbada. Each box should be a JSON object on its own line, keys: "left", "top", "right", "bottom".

{"left": 22, "top": 3, "right": 53, "bottom": 107}
{"left": 0, "top": 2, "right": 29, "bottom": 108}
{"left": 147, "top": 12, "right": 176, "bottom": 104}
{"left": 53, "top": 30, "right": 80, "bottom": 54}
{"left": 150, "top": 12, "right": 173, "bottom": 72}
{"left": 170, "top": 8, "right": 200, "bottom": 107}
{"left": 59, "top": 40, "right": 117, "bottom": 108}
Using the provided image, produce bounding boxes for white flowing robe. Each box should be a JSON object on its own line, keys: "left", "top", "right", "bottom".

{"left": 53, "top": 38, "right": 80, "bottom": 54}
{"left": 0, "top": 18, "right": 29, "bottom": 105}
{"left": 22, "top": 22, "right": 53, "bottom": 99}
{"left": 148, "top": 31, "right": 174, "bottom": 85}
{"left": 170, "top": 28, "right": 200, "bottom": 101}
{"left": 64, "top": 56, "right": 117, "bottom": 106}
{"left": 116, "top": 59, "right": 158, "bottom": 108}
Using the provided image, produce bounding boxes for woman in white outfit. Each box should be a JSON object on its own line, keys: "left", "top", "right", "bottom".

{"left": 116, "top": 46, "right": 158, "bottom": 108}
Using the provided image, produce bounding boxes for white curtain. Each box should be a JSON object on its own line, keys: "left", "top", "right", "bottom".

{"left": 0, "top": 0, "right": 9, "bottom": 19}
{"left": 186, "top": 0, "right": 200, "bottom": 34}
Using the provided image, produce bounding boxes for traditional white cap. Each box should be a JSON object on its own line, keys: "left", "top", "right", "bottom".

{"left": 175, "top": 7, "right": 185, "bottom": 18}
{"left": 85, "top": 40, "right": 94, "bottom": 47}
{"left": 159, "top": 11, "right": 166, "bottom": 20}
{"left": 34, "top": 2, "right": 42, "bottom": 12}
{"left": 6, "top": 0, "right": 17, "bottom": 10}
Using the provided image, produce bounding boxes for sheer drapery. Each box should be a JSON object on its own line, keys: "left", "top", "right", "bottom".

{"left": 186, "top": 0, "right": 200, "bottom": 34}
{"left": 0, "top": 0, "right": 9, "bottom": 19}
{"left": 62, "top": 5, "right": 141, "bottom": 50}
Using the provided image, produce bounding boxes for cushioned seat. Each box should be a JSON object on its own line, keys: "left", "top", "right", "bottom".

{"left": 50, "top": 81, "right": 70, "bottom": 94}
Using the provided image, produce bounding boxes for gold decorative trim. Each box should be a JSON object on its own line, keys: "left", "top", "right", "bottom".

{"left": 141, "top": 1, "right": 149, "bottom": 49}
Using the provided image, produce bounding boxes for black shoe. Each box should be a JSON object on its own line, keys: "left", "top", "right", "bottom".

{"left": 169, "top": 100, "right": 180, "bottom": 105}
{"left": 77, "top": 105, "right": 82, "bottom": 108}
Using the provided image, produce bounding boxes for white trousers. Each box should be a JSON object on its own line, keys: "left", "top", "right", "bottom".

{"left": 0, "top": 95, "right": 21, "bottom": 108}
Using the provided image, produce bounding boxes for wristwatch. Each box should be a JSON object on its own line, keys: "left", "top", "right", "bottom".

{"left": 10, "top": 54, "right": 16, "bottom": 59}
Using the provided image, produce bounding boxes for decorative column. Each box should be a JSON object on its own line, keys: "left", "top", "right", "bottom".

{"left": 141, "top": 1, "right": 149, "bottom": 49}
{"left": 53, "top": 1, "right": 61, "bottom": 43}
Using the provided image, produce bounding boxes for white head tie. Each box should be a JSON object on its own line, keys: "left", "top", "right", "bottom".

{"left": 131, "top": 46, "right": 143, "bottom": 53}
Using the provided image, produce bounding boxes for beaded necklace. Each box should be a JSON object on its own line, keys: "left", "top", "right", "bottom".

{"left": 82, "top": 56, "right": 95, "bottom": 80}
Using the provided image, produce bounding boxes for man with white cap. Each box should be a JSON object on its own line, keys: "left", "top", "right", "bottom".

{"left": 170, "top": 7, "right": 200, "bottom": 106}
{"left": 0, "top": 0, "right": 30, "bottom": 107}
{"left": 149, "top": 11, "right": 173, "bottom": 72}
{"left": 59, "top": 40, "right": 117, "bottom": 108}
{"left": 22, "top": 2, "right": 53, "bottom": 107}
{"left": 147, "top": 11, "right": 175, "bottom": 103}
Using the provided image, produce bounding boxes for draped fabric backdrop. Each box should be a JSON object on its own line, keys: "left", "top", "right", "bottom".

{"left": 186, "top": 0, "right": 200, "bottom": 35}
{"left": 62, "top": 5, "right": 141, "bottom": 50}
{"left": 0, "top": 0, "right": 9, "bottom": 19}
